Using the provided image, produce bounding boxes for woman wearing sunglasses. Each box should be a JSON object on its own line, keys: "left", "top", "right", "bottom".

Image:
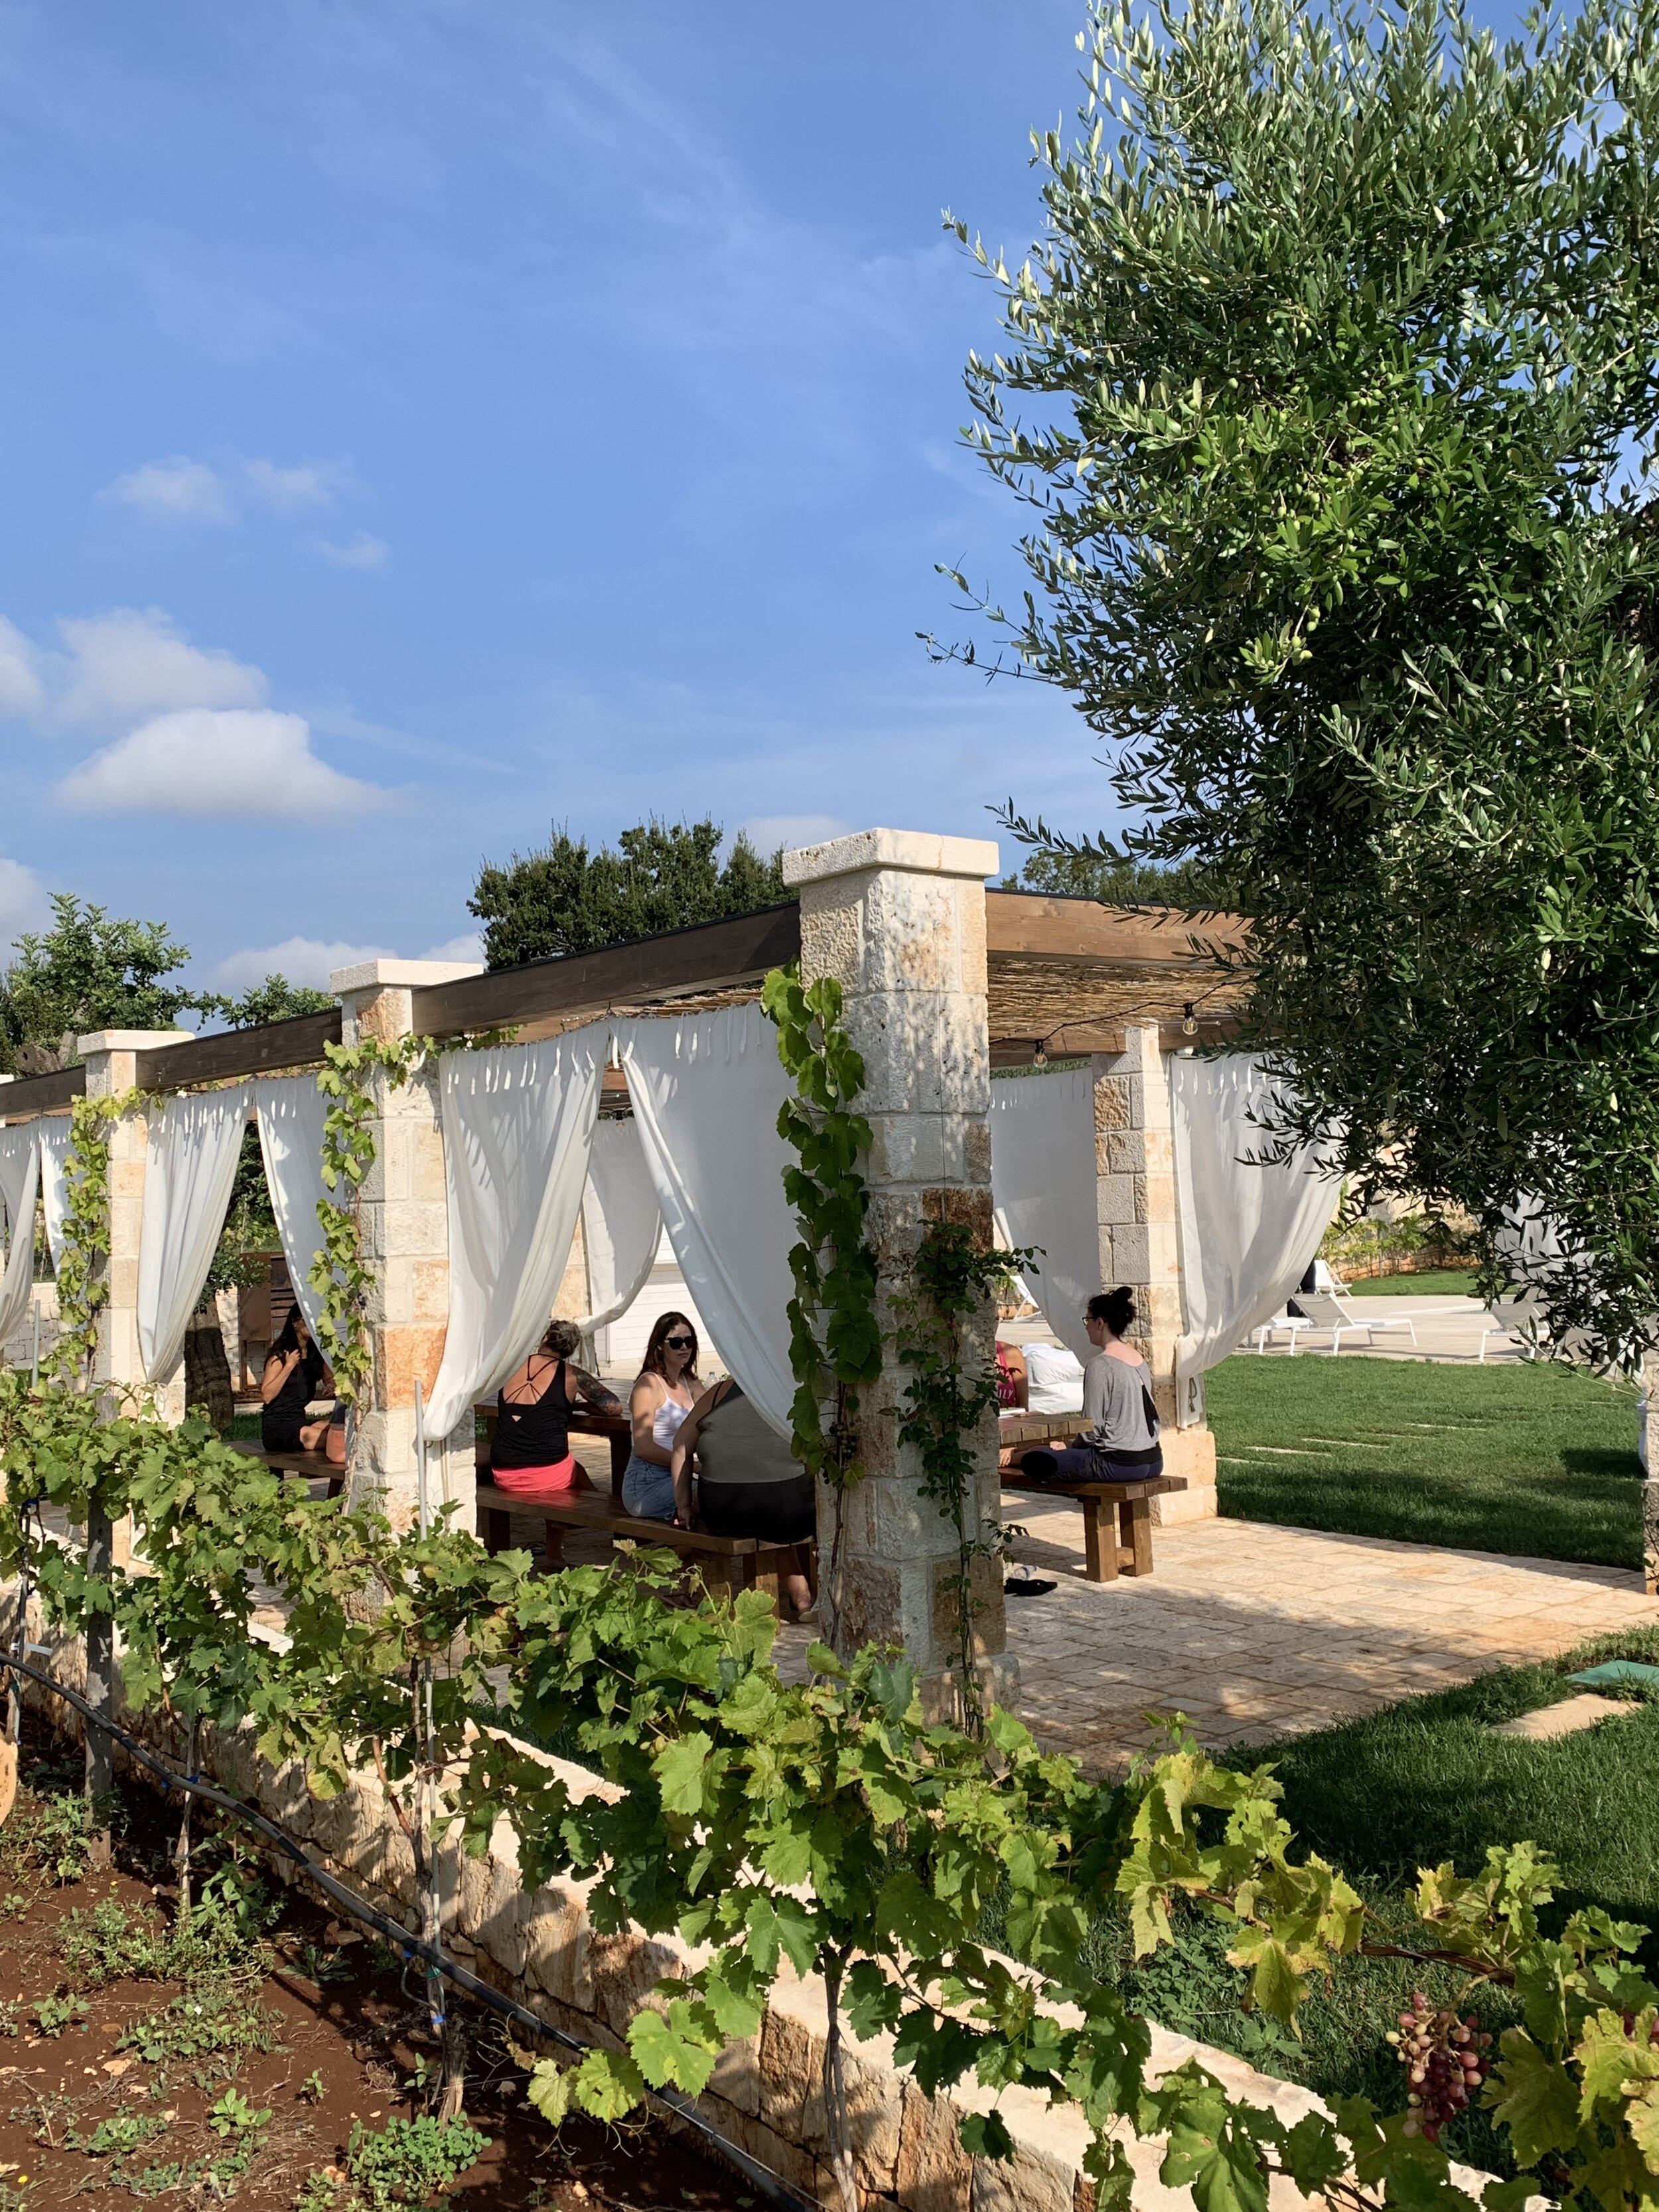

{"left": 620, "top": 1310, "right": 701, "bottom": 1521}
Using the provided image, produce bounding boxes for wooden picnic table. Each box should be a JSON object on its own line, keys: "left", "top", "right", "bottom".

{"left": 474, "top": 1479, "right": 810, "bottom": 1604}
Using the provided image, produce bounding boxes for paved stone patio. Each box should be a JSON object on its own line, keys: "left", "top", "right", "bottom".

{"left": 773, "top": 1501, "right": 1655, "bottom": 1772}
{"left": 993, "top": 1501, "right": 1656, "bottom": 1772}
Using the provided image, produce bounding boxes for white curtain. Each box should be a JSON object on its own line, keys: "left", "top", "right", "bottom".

{"left": 579, "top": 1116, "right": 662, "bottom": 1335}
{"left": 617, "top": 1003, "right": 796, "bottom": 1438}
{"left": 1171, "top": 1054, "right": 1341, "bottom": 1410}
{"left": 425, "top": 1030, "right": 603, "bottom": 1441}
{"left": 988, "top": 1067, "right": 1101, "bottom": 1365}
{"left": 0, "top": 1128, "right": 40, "bottom": 1351}
{"left": 253, "top": 1074, "right": 334, "bottom": 1339}
{"left": 37, "top": 1119, "right": 73, "bottom": 1272}
{"left": 137, "top": 1085, "right": 252, "bottom": 1386}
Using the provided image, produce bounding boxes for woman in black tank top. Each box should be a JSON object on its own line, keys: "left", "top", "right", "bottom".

{"left": 490, "top": 1319, "right": 623, "bottom": 1500}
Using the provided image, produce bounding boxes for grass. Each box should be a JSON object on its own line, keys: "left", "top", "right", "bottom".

{"left": 1206, "top": 1352, "right": 1643, "bottom": 1566}
{"left": 1338, "top": 1269, "right": 1478, "bottom": 1297}
{"left": 1069, "top": 1626, "right": 1659, "bottom": 2174}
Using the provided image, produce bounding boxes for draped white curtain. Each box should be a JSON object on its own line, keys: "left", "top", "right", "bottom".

{"left": 579, "top": 1116, "right": 662, "bottom": 1335}
{"left": 137, "top": 1085, "right": 252, "bottom": 1386}
{"left": 987, "top": 1067, "right": 1100, "bottom": 1365}
{"left": 1171, "top": 1054, "right": 1341, "bottom": 1409}
{"left": 425, "top": 1030, "right": 603, "bottom": 1441}
{"left": 37, "top": 1119, "right": 72, "bottom": 1273}
{"left": 617, "top": 1004, "right": 796, "bottom": 1438}
{"left": 253, "top": 1074, "right": 333, "bottom": 1339}
{"left": 0, "top": 1127, "right": 40, "bottom": 1351}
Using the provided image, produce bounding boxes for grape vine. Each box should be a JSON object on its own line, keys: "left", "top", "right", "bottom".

{"left": 760, "top": 964, "right": 881, "bottom": 1653}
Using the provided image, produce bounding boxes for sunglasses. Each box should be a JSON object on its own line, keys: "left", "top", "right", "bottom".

{"left": 664, "top": 1334, "right": 694, "bottom": 1350}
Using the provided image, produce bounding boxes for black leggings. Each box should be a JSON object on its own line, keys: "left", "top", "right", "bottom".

{"left": 699, "top": 1473, "right": 816, "bottom": 1545}
{"left": 1019, "top": 1444, "right": 1163, "bottom": 1483}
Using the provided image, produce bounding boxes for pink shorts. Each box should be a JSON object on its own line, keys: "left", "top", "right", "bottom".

{"left": 488, "top": 1454, "right": 582, "bottom": 1499}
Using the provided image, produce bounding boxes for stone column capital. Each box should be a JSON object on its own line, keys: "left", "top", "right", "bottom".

{"left": 782, "top": 827, "right": 999, "bottom": 889}
{"left": 76, "top": 1031, "right": 193, "bottom": 1095}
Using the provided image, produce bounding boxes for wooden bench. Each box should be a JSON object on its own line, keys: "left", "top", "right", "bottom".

{"left": 1001, "top": 1473, "right": 1187, "bottom": 1582}
{"left": 226, "top": 1440, "right": 344, "bottom": 1499}
{"left": 474, "top": 1479, "right": 809, "bottom": 1603}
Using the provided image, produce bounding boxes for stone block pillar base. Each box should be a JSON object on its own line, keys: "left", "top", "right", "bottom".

{"left": 786, "top": 830, "right": 1015, "bottom": 1718}
{"left": 331, "top": 960, "right": 480, "bottom": 1533}
{"left": 1091, "top": 1025, "right": 1218, "bottom": 1524}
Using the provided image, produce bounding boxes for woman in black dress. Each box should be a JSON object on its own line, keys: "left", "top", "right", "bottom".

{"left": 260, "top": 1310, "right": 333, "bottom": 1454}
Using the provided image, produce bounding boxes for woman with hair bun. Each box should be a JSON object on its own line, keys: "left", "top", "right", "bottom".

{"left": 491, "top": 1317, "right": 622, "bottom": 1499}
{"left": 1018, "top": 1285, "right": 1162, "bottom": 1484}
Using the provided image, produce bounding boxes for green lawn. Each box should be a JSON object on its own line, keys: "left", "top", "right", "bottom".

{"left": 1086, "top": 1628, "right": 1659, "bottom": 2174}
{"left": 1206, "top": 1353, "right": 1643, "bottom": 1566}
{"left": 1340, "top": 1269, "right": 1477, "bottom": 1297}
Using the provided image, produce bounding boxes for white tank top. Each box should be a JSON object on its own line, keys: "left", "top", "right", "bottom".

{"left": 652, "top": 1395, "right": 691, "bottom": 1449}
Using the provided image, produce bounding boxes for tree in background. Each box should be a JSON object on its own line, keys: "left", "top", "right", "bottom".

{"left": 0, "top": 896, "right": 218, "bottom": 1074}
{"left": 1003, "top": 832, "right": 1234, "bottom": 909}
{"left": 949, "top": 0, "right": 1659, "bottom": 1361}
{"left": 469, "top": 818, "right": 789, "bottom": 968}
{"left": 218, "top": 976, "right": 332, "bottom": 1028}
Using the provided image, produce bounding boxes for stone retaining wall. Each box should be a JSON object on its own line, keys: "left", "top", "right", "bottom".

{"left": 3, "top": 1599, "right": 1495, "bottom": 2212}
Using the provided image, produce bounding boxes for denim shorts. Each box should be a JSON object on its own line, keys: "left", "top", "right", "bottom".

{"left": 620, "top": 1453, "right": 677, "bottom": 1522}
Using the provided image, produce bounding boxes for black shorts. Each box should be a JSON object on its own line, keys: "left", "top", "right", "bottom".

{"left": 261, "top": 1408, "right": 313, "bottom": 1453}
{"left": 699, "top": 1474, "right": 816, "bottom": 1546}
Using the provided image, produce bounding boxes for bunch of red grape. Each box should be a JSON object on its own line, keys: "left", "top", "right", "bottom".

{"left": 1387, "top": 1991, "right": 1492, "bottom": 2142}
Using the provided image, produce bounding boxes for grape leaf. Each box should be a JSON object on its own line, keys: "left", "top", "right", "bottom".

{"left": 959, "top": 2110, "right": 1015, "bottom": 2161}
{"left": 1487, "top": 2029, "right": 1580, "bottom": 2166}
{"left": 526, "top": 2059, "right": 571, "bottom": 2128}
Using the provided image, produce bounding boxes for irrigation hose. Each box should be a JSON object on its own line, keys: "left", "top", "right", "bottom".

{"left": 0, "top": 1651, "right": 821, "bottom": 2212}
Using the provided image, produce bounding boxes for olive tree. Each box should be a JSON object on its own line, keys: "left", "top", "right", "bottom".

{"left": 950, "top": 0, "right": 1659, "bottom": 1360}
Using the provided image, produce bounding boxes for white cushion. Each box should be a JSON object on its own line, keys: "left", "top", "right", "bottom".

{"left": 1023, "top": 1341, "right": 1086, "bottom": 1414}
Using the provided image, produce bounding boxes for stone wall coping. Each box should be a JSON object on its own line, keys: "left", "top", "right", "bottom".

{"left": 782, "top": 827, "right": 1000, "bottom": 888}
{"left": 329, "top": 958, "right": 484, "bottom": 992}
{"left": 75, "top": 1029, "right": 194, "bottom": 1055}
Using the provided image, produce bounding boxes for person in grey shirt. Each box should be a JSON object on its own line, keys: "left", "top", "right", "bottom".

{"left": 1018, "top": 1286, "right": 1163, "bottom": 1483}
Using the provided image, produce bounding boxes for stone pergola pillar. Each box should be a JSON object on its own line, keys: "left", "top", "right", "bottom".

{"left": 784, "top": 829, "right": 1015, "bottom": 1718}
{"left": 77, "top": 1030, "right": 192, "bottom": 1429}
{"left": 1090, "top": 1024, "right": 1218, "bottom": 1518}
{"left": 330, "top": 960, "right": 480, "bottom": 1532}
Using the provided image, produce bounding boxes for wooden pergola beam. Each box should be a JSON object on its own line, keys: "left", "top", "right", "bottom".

{"left": 983, "top": 887, "right": 1247, "bottom": 966}
{"left": 408, "top": 903, "right": 804, "bottom": 1041}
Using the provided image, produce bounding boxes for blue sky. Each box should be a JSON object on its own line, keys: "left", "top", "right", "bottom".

{"left": 0, "top": 0, "right": 1533, "bottom": 995}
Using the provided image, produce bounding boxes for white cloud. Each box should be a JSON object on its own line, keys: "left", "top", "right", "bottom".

{"left": 421, "top": 931, "right": 484, "bottom": 965}
{"left": 317, "top": 532, "right": 388, "bottom": 569}
{"left": 242, "top": 459, "right": 342, "bottom": 513}
{"left": 54, "top": 607, "right": 268, "bottom": 728}
{"left": 210, "top": 934, "right": 394, "bottom": 994}
{"left": 0, "top": 856, "right": 49, "bottom": 952}
{"left": 740, "top": 812, "right": 850, "bottom": 855}
{"left": 56, "top": 707, "right": 388, "bottom": 821}
{"left": 102, "top": 454, "right": 350, "bottom": 524}
{"left": 0, "top": 617, "right": 44, "bottom": 717}
{"left": 104, "top": 456, "right": 236, "bottom": 524}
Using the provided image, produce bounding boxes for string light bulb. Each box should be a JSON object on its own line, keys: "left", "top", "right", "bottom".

{"left": 1033, "top": 1039, "right": 1048, "bottom": 1067}
{"left": 1182, "top": 1002, "right": 1198, "bottom": 1037}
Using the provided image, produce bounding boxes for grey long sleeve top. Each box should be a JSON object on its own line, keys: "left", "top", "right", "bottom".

{"left": 1082, "top": 1351, "right": 1160, "bottom": 1451}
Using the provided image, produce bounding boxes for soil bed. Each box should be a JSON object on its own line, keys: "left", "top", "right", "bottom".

{"left": 0, "top": 1718, "right": 752, "bottom": 2211}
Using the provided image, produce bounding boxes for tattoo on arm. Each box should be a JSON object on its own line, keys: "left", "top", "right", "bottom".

{"left": 573, "top": 1368, "right": 622, "bottom": 1414}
